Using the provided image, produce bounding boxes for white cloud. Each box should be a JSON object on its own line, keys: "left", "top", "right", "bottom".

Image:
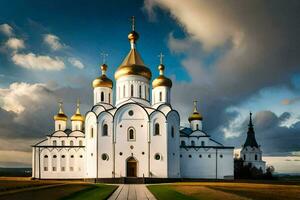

{"left": 12, "top": 53, "right": 65, "bottom": 71}
{"left": 0, "top": 24, "right": 13, "bottom": 37}
{"left": 68, "top": 57, "right": 84, "bottom": 69}
{"left": 43, "top": 34, "right": 65, "bottom": 51}
{"left": 5, "top": 38, "right": 25, "bottom": 51}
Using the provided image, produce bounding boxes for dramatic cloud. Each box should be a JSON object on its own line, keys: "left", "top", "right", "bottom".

{"left": 12, "top": 53, "right": 65, "bottom": 71}
{"left": 145, "top": 0, "right": 300, "bottom": 156}
{"left": 5, "top": 38, "right": 25, "bottom": 51}
{"left": 221, "top": 111, "right": 300, "bottom": 156}
{"left": 43, "top": 34, "right": 65, "bottom": 51}
{"left": 68, "top": 57, "right": 85, "bottom": 69}
{"left": 0, "top": 23, "right": 13, "bottom": 37}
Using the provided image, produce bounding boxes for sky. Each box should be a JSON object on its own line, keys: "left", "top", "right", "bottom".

{"left": 0, "top": 0, "right": 300, "bottom": 173}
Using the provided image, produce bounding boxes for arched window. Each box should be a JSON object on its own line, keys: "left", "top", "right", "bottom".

{"left": 243, "top": 154, "right": 246, "bottom": 160}
{"left": 79, "top": 140, "right": 83, "bottom": 146}
{"left": 139, "top": 85, "right": 142, "bottom": 98}
{"left": 159, "top": 92, "right": 162, "bottom": 101}
{"left": 201, "top": 141, "right": 205, "bottom": 146}
{"left": 108, "top": 93, "right": 111, "bottom": 104}
{"left": 70, "top": 141, "right": 74, "bottom": 146}
{"left": 43, "top": 155, "right": 48, "bottom": 171}
{"left": 53, "top": 140, "right": 57, "bottom": 146}
{"left": 90, "top": 128, "right": 94, "bottom": 138}
{"left": 181, "top": 141, "right": 186, "bottom": 146}
{"left": 144, "top": 85, "right": 146, "bottom": 98}
{"left": 61, "top": 140, "right": 65, "bottom": 146}
{"left": 123, "top": 85, "right": 125, "bottom": 97}
{"left": 52, "top": 155, "right": 57, "bottom": 171}
{"left": 128, "top": 128, "right": 135, "bottom": 141}
{"left": 131, "top": 84, "right": 134, "bottom": 97}
{"left": 171, "top": 126, "right": 174, "bottom": 138}
{"left": 196, "top": 124, "right": 199, "bottom": 130}
{"left": 191, "top": 140, "right": 195, "bottom": 146}
{"left": 101, "top": 92, "right": 104, "bottom": 102}
{"left": 154, "top": 123, "right": 160, "bottom": 135}
{"left": 255, "top": 154, "right": 258, "bottom": 160}
{"left": 58, "top": 124, "right": 61, "bottom": 130}
{"left": 103, "top": 124, "right": 108, "bottom": 136}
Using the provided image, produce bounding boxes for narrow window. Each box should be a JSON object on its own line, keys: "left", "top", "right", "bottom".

{"left": 154, "top": 123, "right": 160, "bottom": 135}
{"left": 181, "top": 141, "right": 186, "bottom": 146}
{"left": 70, "top": 141, "right": 74, "bottom": 146}
{"left": 159, "top": 92, "right": 162, "bottom": 101}
{"left": 43, "top": 155, "right": 48, "bottom": 171}
{"left": 196, "top": 124, "right": 199, "bottom": 130}
{"left": 144, "top": 85, "right": 146, "bottom": 98}
{"left": 108, "top": 93, "right": 111, "bottom": 104}
{"left": 191, "top": 140, "right": 195, "bottom": 146}
{"left": 101, "top": 92, "right": 104, "bottom": 102}
{"left": 90, "top": 128, "right": 94, "bottom": 138}
{"left": 61, "top": 140, "right": 65, "bottom": 146}
{"left": 201, "top": 141, "right": 205, "bottom": 146}
{"left": 139, "top": 85, "right": 142, "bottom": 98}
{"left": 128, "top": 128, "right": 135, "bottom": 141}
{"left": 53, "top": 140, "right": 57, "bottom": 146}
{"left": 243, "top": 154, "right": 246, "bottom": 160}
{"left": 58, "top": 124, "right": 61, "bottom": 130}
{"left": 79, "top": 140, "right": 83, "bottom": 146}
{"left": 255, "top": 154, "right": 258, "bottom": 160}
{"left": 131, "top": 84, "right": 134, "bottom": 97}
{"left": 171, "top": 126, "right": 174, "bottom": 138}
{"left": 103, "top": 124, "right": 108, "bottom": 136}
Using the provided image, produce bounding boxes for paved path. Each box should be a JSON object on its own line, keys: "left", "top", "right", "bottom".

{"left": 108, "top": 184, "right": 156, "bottom": 200}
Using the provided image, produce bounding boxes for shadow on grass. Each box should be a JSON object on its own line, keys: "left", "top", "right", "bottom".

{"left": 147, "top": 185, "right": 197, "bottom": 200}
{"left": 60, "top": 184, "right": 117, "bottom": 200}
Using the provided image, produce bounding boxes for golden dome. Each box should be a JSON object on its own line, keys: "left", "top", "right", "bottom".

{"left": 54, "top": 102, "right": 68, "bottom": 121}
{"left": 188, "top": 101, "right": 203, "bottom": 122}
{"left": 115, "top": 17, "right": 152, "bottom": 80}
{"left": 71, "top": 101, "right": 84, "bottom": 122}
{"left": 152, "top": 64, "right": 172, "bottom": 88}
{"left": 92, "top": 64, "right": 113, "bottom": 88}
{"left": 114, "top": 49, "right": 152, "bottom": 80}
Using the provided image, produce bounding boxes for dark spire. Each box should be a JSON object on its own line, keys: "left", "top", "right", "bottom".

{"left": 243, "top": 112, "right": 259, "bottom": 148}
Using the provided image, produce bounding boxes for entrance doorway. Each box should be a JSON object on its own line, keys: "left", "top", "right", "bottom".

{"left": 126, "top": 157, "right": 137, "bottom": 177}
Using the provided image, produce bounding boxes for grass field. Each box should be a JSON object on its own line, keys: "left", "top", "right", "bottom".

{"left": 0, "top": 177, "right": 117, "bottom": 200}
{"left": 148, "top": 182, "right": 300, "bottom": 200}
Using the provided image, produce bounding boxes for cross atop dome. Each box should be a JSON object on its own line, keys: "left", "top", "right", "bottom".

{"left": 158, "top": 52, "right": 164, "bottom": 65}
{"left": 100, "top": 51, "right": 108, "bottom": 64}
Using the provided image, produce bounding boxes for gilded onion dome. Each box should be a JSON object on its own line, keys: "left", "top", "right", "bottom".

{"left": 114, "top": 16, "right": 152, "bottom": 80}
{"left": 53, "top": 102, "right": 68, "bottom": 121}
{"left": 71, "top": 100, "right": 84, "bottom": 122}
{"left": 92, "top": 64, "right": 113, "bottom": 88}
{"left": 188, "top": 101, "right": 203, "bottom": 122}
{"left": 152, "top": 64, "right": 172, "bottom": 88}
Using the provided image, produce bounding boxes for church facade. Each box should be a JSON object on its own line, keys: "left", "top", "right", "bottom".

{"left": 32, "top": 21, "right": 234, "bottom": 180}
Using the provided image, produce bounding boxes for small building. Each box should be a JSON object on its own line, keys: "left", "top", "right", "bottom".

{"left": 240, "top": 112, "right": 266, "bottom": 172}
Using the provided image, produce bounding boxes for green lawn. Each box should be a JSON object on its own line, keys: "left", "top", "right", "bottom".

{"left": 61, "top": 184, "right": 117, "bottom": 200}
{"left": 147, "top": 185, "right": 197, "bottom": 200}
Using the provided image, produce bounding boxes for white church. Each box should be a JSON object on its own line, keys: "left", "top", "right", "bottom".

{"left": 32, "top": 19, "right": 234, "bottom": 180}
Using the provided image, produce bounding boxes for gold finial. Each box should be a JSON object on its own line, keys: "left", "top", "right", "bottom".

{"left": 193, "top": 100, "right": 198, "bottom": 112}
{"left": 158, "top": 52, "right": 165, "bottom": 75}
{"left": 131, "top": 16, "right": 135, "bottom": 31}
{"left": 54, "top": 100, "right": 68, "bottom": 121}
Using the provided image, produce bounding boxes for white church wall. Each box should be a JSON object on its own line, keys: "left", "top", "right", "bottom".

{"left": 114, "top": 104, "right": 150, "bottom": 177}
{"left": 150, "top": 111, "right": 168, "bottom": 178}
{"left": 94, "top": 87, "right": 113, "bottom": 105}
{"left": 85, "top": 112, "right": 98, "bottom": 178}
{"left": 167, "top": 111, "right": 181, "bottom": 178}
{"left": 152, "top": 86, "right": 170, "bottom": 105}
{"left": 97, "top": 112, "right": 114, "bottom": 178}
